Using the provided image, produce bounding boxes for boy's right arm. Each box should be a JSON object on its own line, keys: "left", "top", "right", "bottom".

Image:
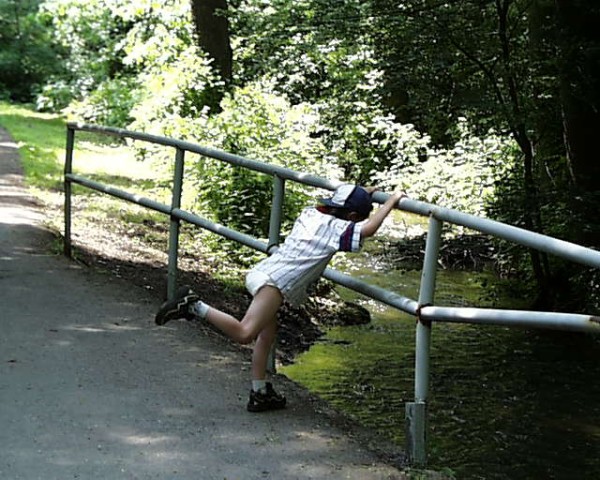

{"left": 360, "top": 191, "right": 406, "bottom": 239}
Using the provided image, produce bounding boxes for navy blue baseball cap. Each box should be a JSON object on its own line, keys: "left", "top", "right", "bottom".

{"left": 319, "top": 184, "right": 373, "bottom": 217}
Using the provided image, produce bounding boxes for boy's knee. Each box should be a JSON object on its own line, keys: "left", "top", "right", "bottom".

{"left": 237, "top": 333, "right": 254, "bottom": 345}
{"left": 237, "top": 308, "right": 277, "bottom": 344}
{"left": 236, "top": 325, "right": 255, "bottom": 345}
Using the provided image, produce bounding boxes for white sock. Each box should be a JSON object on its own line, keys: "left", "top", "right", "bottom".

{"left": 252, "top": 379, "right": 267, "bottom": 393}
{"left": 191, "top": 301, "right": 210, "bottom": 319}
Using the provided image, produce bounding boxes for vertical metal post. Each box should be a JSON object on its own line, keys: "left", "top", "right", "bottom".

{"left": 268, "top": 175, "right": 285, "bottom": 251}
{"left": 406, "top": 214, "right": 442, "bottom": 465}
{"left": 267, "top": 175, "right": 285, "bottom": 373}
{"left": 167, "top": 147, "right": 185, "bottom": 300}
{"left": 63, "top": 127, "right": 75, "bottom": 258}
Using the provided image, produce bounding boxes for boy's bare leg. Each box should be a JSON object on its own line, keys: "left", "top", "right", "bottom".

{"left": 204, "top": 286, "right": 283, "bottom": 345}
{"left": 252, "top": 320, "right": 278, "bottom": 381}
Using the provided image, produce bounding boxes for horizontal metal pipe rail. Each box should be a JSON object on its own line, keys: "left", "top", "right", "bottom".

{"left": 65, "top": 173, "right": 420, "bottom": 313}
{"left": 69, "top": 122, "right": 340, "bottom": 191}
{"left": 64, "top": 122, "right": 600, "bottom": 466}
{"left": 67, "top": 124, "right": 600, "bottom": 269}
{"left": 400, "top": 200, "right": 600, "bottom": 269}
{"left": 67, "top": 174, "right": 172, "bottom": 215}
{"left": 421, "top": 306, "right": 600, "bottom": 333}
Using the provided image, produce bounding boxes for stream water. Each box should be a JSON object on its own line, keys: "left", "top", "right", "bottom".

{"left": 281, "top": 256, "right": 600, "bottom": 479}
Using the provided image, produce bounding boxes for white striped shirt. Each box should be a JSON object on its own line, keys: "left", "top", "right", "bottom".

{"left": 249, "top": 207, "right": 364, "bottom": 306}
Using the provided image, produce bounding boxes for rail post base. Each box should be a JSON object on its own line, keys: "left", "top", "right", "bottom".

{"left": 406, "top": 401, "right": 427, "bottom": 465}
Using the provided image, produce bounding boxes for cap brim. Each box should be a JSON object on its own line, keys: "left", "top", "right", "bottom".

{"left": 318, "top": 197, "right": 338, "bottom": 208}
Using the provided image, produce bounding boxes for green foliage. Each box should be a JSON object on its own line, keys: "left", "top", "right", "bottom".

{"left": 490, "top": 161, "right": 600, "bottom": 311}
{"left": 35, "top": 79, "right": 74, "bottom": 111}
{"left": 37, "top": 0, "right": 208, "bottom": 126}
{"left": 318, "top": 68, "right": 401, "bottom": 185}
{"left": 65, "top": 76, "right": 140, "bottom": 126}
{"left": 369, "top": 0, "right": 529, "bottom": 144}
{"left": 188, "top": 81, "right": 339, "bottom": 238}
{"left": 231, "top": 0, "right": 393, "bottom": 184}
{"left": 232, "top": 0, "right": 371, "bottom": 101}
{"left": 128, "top": 48, "right": 218, "bottom": 135}
{"left": 39, "top": 0, "right": 129, "bottom": 103}
{"left": 375, "top": 119, "right": 515, "bottom": 218}
{"left": 0, "top": 0, "right": 64, "bottom": 101}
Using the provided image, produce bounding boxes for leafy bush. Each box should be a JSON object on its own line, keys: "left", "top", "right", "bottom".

{"left": 126, "top": 79, "right": 339, "bottom": 257}
{"left": 0, "top": 0, "right": 64, "bottom": 102}
{"left": 127, "top": 47, "right": 218, "bottom": 136}
{"left": 375, "top": 119, "right": 515, "bottom": 218}
{"left": 189, "top": 81, "right": 340, "bottom": 238}
{"left": 35, "top": 79, "right": 74, "bottom": 111}
{"left": 38, "top": 0, "right": 201, "bottom": 123}
{"left": 231, "top": 0, "right": 395, "bottom": 185}
{"left": 64, "top": 76, "right": 140, "bottom": 127}
{"left": 39, "top": 0, "right": 129, "bottom": 105}
{"left": 317, "top": 68, "right": 407, "bottom": 185}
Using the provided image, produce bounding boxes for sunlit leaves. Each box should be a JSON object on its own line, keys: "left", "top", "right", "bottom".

{"left": 375, "top": 119, "right": 515, "bottom": 218}
{"left": 37, "top": 0, "right": 197, "bottom": 123}
{"left": 188, "top": 80, "right": 338, "bottom": 239}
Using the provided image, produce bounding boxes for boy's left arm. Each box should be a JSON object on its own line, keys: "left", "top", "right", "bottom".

{"left": 360, "top": 191, "right": 406, "bottom": 239}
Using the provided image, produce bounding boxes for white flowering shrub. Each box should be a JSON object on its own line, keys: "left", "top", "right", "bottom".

{"left": 375, "top": 119, "right": 516, "bottom": 218}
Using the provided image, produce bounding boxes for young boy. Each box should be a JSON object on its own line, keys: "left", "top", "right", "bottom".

{"left": 155, "top": 184, "right": 406, "bottom": 412}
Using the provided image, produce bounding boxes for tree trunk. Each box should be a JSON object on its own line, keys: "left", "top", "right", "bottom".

{"left": 496, "top": 0, "right": 552, "bottom": 300}
{"left": 556, "top": 0, "right": 600, "bottom": 248}
{"left": 190, "top": 0, "right": 233, "bottom": 83}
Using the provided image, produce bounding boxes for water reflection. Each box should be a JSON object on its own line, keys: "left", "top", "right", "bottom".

{"left": 282, "top": 268, "right": 600, "bottom": 479}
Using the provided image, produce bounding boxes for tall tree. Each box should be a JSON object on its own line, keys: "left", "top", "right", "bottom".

{"left": 190, "top": 0, "right": 233, "bottom": 83}
{"left": 555, "top": 0, "right": 600, "bottom": 247}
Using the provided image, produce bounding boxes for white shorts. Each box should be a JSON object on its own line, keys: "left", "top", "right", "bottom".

{"left": 245, "top": 270, "right": 278, "bottom": 297}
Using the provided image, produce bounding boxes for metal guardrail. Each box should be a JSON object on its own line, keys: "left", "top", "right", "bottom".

{"left": 64, "top": 122, "right": 600, "bottom": 465}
